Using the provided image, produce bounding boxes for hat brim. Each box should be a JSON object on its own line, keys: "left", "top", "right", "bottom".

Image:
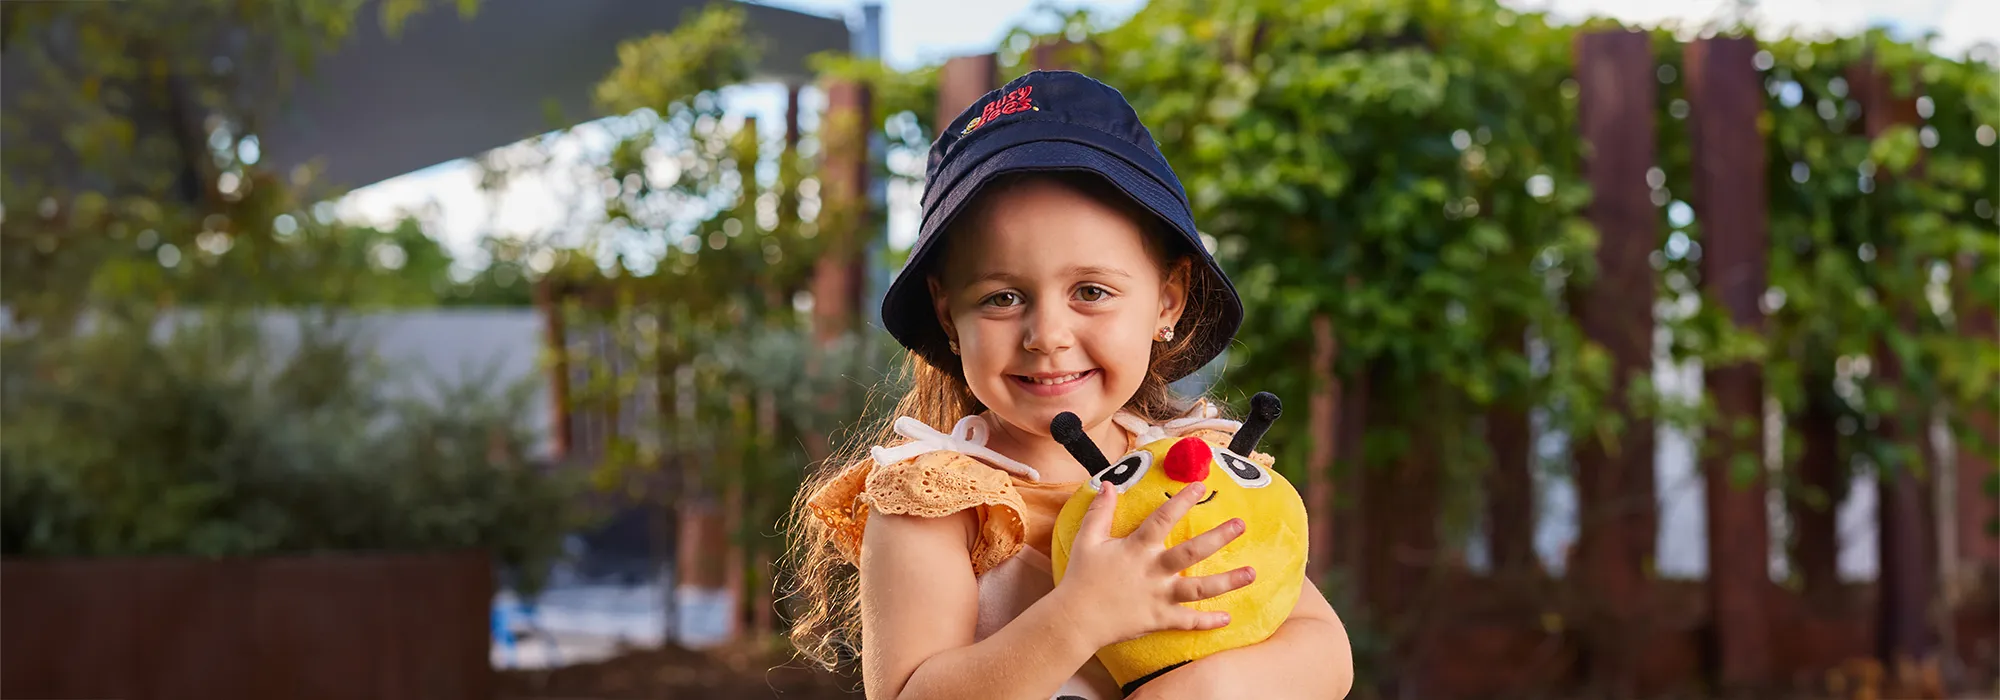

{"left": 882, "top": 137, "right": 1242, "bottom": 382}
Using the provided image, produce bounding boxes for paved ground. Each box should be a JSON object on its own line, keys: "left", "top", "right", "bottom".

{"left": 495, "top": 641, "right": 857, "bottom": 700}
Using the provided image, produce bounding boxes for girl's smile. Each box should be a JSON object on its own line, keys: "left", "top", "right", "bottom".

{"left": 1010, "top": 368, "right": 1102, "bottom": 397}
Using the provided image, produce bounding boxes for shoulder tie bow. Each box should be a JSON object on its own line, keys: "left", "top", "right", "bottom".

{"left": 869, "top": 415, "right": 1042, "bottom": 481}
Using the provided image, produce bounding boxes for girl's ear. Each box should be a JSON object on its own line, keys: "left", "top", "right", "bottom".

{"left": 1157, "top": 257, "right": 1191, "bottom": 330}
{"left": 928, "top": 276, "right": 957, "bottom": 345}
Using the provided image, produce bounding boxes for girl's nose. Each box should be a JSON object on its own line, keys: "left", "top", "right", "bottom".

{"left": 1021, "top": 307, "right": 1077, "bottom": 354}
{"left": 1163, "top": 437, "right": 1211, "bottom": 483}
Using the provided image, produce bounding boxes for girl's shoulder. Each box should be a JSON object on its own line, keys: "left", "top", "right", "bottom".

{"left": 803, "top": 415, "right": 1038, "bottom": 575}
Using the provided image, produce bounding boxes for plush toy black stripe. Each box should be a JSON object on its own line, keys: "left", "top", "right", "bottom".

{"left": 1120, "top": 660, "right": 1190, "bottom": 696}
{"left": 1050, "top": 411, "right": 1110, "bottom": 476}
{"left": 1228, "top": 392, "right": 1282, "bottom": 456}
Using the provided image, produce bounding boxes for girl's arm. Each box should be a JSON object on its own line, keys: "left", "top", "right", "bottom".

{"left": 862, "top": 482, "right": 1252, "bottom": 700}
{"left": 1125, "top": 581, "right": 1356, "bottom": 700}
{"left": 859, "top": 508, "right": 1098, "bottom": 700}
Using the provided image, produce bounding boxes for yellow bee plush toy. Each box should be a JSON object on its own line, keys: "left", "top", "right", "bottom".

{"left": 1048, "top": 393, "right": 1307, "bottom": 695}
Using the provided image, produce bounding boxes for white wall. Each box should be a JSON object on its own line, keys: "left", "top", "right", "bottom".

{"left": 5, "top": 307, "right": 556, "bottom": 459}
{"left": 253, "top": 309, "right": 556, "bottom": 459}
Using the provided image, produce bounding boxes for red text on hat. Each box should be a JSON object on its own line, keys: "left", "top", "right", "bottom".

{"left": 963, "top": 86, "right": 1038, "bottom": 134}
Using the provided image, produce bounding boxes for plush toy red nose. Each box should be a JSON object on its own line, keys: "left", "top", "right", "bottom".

{"left": 1163, "top": 437, "right": 1212, "bottom": 483}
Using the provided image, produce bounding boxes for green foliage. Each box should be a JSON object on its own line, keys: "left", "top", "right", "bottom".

{"left": 534, "top": 3, "right": 902, "bottom": 561}
{"left": 810, "top": 53, "right": 942, "bottom": 140}
{"left": 594, "top": 3, "right": 758, "bottom": 117}
{"left": 1067, "top": 0, "right": 1603, "bottom": 517}
{"left": 1, "top": 0, "right": 517, "bottom": 330}
{"left": 136, "top": 216, "right": 532, "bottom": 308}
{"left": 811, "top": 51, "right": 941, "bottom": 230}
{"left": 1723, "top": 31, "right": 2000, "bottom": 482}
{"left": 0, "top": 312, "right": 585, "bottom": 593}
{"left": 0, "top": 0, "right": 573, "bottom": 579}
{"left": 379, "top": 0, "right": 481, "bottom": 39}
{"left": 1988, "top": 469, "right": 2000, "bottom": 537}
{"left": 437, "top": 236, "right": 541, "bottom": 307}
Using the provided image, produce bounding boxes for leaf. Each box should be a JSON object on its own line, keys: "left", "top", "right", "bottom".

{"left": 1868, "top": 124, "right": 1922, "bottom": 175}
{"left": 1730, "top": 454, "right": 1761, "bottom": 488}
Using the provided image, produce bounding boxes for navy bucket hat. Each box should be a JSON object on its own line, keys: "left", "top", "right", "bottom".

{"left": 881, "top": 70, "right": 1243, "bottom": 381}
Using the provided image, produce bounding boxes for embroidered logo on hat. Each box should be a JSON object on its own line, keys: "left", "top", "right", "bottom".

{"left": 962, "top": 85, "right": 1039, "bottom": 134}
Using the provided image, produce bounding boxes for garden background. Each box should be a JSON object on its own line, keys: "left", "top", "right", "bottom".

{"left": 2, "top": 0, "right": 1995, "bottom": 698}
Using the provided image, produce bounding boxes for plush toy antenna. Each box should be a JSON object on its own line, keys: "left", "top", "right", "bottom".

{"left": 1050, "top": 412, "right": 1110, "bottom": 476}
{"left": 1228, "top": 392, "right": 1282, "bottom": 456}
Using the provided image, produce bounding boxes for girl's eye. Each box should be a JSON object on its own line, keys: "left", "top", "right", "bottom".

{"left": 1076, "top": 285, "right": 1110, "bottom": 302}
{"left": 983, "top": 292, "right": 1022, "bottom": 308}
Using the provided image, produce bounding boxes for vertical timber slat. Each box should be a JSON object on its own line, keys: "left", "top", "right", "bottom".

{"left": 1687, "top": 35, "right": 1775, "bottom": 692}
{"left": 534, "top": 279, "right": 574, "bottom": 461}
{"left": 1849, "top": 60, "right": 1939, "bottom": 682}
{"left": 1306, "top": 314, "right": 1341, "bottom": 585}
{"left": 1572, "top": 29, "right": 1660, "bottom": 697}
{"left": 938, "top": 54, "right": 1000, "bottom": 136}
{"left": 812, "top": 80, "right": 872, "bottom": 343}
{"left": 1484, "top": 319, "right": 1537, "bottom": 577}
{"left": 1954, "top": 255, "right": 1999, "bottom": 570}
{"left": 1032, "top": 41, "right": 1079, "bottom": 72}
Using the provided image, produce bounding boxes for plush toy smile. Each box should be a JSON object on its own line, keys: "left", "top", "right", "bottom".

{"left": 1179, "top": 490, "right": 1217, "bottom": 505}
{"left": 1047, "top": 393, "right": 1308, "bottom": 695}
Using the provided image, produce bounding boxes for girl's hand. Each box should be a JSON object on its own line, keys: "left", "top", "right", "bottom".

{"left": 1052, "top": 481, "right": 1255, "bottom": 650}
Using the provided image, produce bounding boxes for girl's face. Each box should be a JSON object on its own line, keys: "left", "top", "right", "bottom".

{"left": 931, "top": 176, "right": 1187, "bottom": 442}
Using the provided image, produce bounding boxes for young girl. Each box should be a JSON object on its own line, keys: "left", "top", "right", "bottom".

{"left": 786, "top": 71, "right": 1354, "bottom": 700}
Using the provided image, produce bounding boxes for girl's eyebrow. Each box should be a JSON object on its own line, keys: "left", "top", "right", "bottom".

{"left": 971, "top": 271, "right": 1021, "bottom": 285}
{"left": 1066, "top": 265, "right": 1132, "bottom": 279}
{"left": 970, "top": 266, "right": 1132, "bottom": 285}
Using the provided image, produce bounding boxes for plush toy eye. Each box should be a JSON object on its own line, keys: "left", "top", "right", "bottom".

{"left": 1094, "top": 451, "right": 1152, "bottom": 493}
{"left": 1214, "top": 448, "right": 1270, "bottom": 488}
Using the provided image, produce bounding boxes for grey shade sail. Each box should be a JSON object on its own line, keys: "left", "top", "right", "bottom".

{"left": 255, "top": 0, "right": 849, "bottom": 191}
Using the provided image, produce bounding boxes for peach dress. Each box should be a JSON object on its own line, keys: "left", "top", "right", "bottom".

{"left": 806, "top": 404, "right": 1248, "bottom": 700}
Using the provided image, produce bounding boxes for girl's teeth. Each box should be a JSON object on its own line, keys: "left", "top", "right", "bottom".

{"left": 1033, "top": 372, "right": 1083, "bottom": 385}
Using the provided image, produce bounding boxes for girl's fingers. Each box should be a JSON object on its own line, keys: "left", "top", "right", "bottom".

{"left": 1076, "top": 482, "right": 1119, "bottom": 543}
{"left": 1131, "top": 482, "right": 1206, "bottom": 545}
{"left": 1173, "top": 608, "right": 1232, "bottom": 631}
{"left": 1160, "top": 518, "right": 1244, "bottom": 573}
{"left": 1172, "top": 566, "right": 1256, "bottom": 603}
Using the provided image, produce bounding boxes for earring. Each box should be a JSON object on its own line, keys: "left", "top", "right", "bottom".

{"left": 948, "top": 339, "right": 961, "bottom": 355}
{"left": 1155, "top": 326, "right": 1176, "bottom": 343}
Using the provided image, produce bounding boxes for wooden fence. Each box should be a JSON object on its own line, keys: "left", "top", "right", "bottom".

{"left": 1, "top": 551, "right": 493, "bottom": 700}
{"left": 927, "top": 32, "right": 2000, "bottom": 700}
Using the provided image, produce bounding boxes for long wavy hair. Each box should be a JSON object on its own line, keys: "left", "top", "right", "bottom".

{"left": 779, "top": 171, "right": 1236, "bottom": 671}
